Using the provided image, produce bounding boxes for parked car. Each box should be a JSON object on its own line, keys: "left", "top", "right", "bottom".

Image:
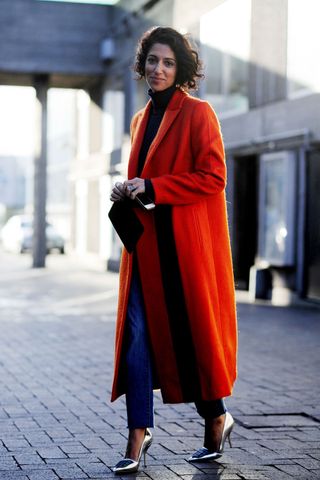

{"left": 1, "top": 215, "right": 65, "bottom": 254}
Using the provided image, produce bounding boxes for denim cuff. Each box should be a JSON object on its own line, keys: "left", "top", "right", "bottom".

{"left": 195, "top": 398, "right": 227, "bottom": 419}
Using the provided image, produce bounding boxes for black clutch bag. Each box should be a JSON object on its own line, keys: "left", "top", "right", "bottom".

{"left": 108, "top": 201, "right": 144, "bottom": 253}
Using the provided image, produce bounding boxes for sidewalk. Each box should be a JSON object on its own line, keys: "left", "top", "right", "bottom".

{"left": 0, "top": 250, "right": 319, "bottom": 480}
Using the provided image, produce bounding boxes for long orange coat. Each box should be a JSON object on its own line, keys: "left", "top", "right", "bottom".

{"left": 111, "top": 88, "right": 237, "bottom": 404}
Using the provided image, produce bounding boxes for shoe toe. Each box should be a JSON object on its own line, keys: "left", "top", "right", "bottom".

{"left": 188, "top": 447, "right": 221, "bottom": 462}
{"left": 112, "top": 458, "right": 136, "bottom": 473}
{"left": 188, "top": 447, "right": 210, "bottom": 461}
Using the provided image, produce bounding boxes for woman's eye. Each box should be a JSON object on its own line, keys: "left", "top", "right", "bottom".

{"left": 165, "top": 61, "right": 174, "bottom": 67}
{"left": 147, "top": 57, "right": 156, "bottom": 64}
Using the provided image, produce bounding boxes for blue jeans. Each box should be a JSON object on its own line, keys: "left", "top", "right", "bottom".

{"left": 124, "top": 265, "right": 154, "bottom": 429}
{"left": 124, "top": 264, "right": 226, "bottom": 429}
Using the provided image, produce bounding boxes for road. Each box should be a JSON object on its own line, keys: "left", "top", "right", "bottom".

{"left": 0, "top": 249, "right": 319, "bottom": 479}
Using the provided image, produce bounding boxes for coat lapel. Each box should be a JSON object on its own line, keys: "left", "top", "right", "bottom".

{"left": 142, "top": 89, "right": 186, "bottom": 175}
{"left": 128, "top": 101, "right": 151, "bottom": 178}
{"left": 128, "top": 89, "right": 188, "bottom": 178}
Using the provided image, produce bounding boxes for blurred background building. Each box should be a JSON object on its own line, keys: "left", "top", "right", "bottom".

{"left": 0, "top": 0, "right": 319, "bottom": 304}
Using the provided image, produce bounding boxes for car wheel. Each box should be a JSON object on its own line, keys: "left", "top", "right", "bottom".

{"left": 60, "top": 246, "right": 65, "bottom": 254}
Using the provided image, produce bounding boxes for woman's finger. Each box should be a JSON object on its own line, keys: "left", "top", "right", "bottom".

{"left": 130, "top": 184, "right": 145, "bottom": 199}
{"left": 110, "top": 193, "right": 123, "bottom": 202}
{"left": 110, "top": 185, "right": 126, "bottom": 202}
{"left": 113, "top": 184, "right": 126, "bottom": 196}
{"left": 124, "top": 178, "right": 145, "bottom": 199}
{"left": 115, "top": 182, "right": 126, "bottom": 193}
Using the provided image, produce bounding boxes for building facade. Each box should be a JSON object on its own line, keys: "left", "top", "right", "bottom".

{"left": 68, "top": 0, "right": 320, "bottom": 304}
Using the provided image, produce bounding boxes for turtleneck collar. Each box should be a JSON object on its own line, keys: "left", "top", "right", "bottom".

{"left": 148, "top": 85, "right": 177, "bottom": 112}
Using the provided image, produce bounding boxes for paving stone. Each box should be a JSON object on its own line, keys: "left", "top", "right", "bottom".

{"left": 181, "top": 475, "right": 234, "bottom": 480}
{"left": 36, "top": 447, "right": 67, "bottom": 459}
{"left": 160, "top": 438, "right": 190, "bottom": 454}
{"left": 259, "top": 459, "right": 295, "bottom": 466}
{"left": 142, "top": 465, "right": 181, "bottom": 478}
{"left": 237, "top": 415, "right": 318, "bottom": 429}
{"left": 79, "top": 461, "right": 111, "bottom": 475}
{"left": 309, "top": 470, "right": 320, "bottom": 478}
{"left": 309, "top": 452, "right": 320, "bottom": 460}
{"left": 0, "top": 252, "right": 320, "bottom": 479}
{"left": 2, "top": 439, "right": 31, "bottom": 450}
{"left": 241, "top": 473, "right": 272, "bottom": 479}
{"left": 117, "top": 476, "right": 148, "bottom": 479}
{"left": 218, "top": 476, "right": 241, "bottom": 480}
{"left": 275, "top": 463, "right": 316, "bottom": 476}
{"left": 50, "top": 464, "right": 89, "bottom": 479}
{"left": 167, "top": 463, "right": 203, "bottom": 475}
{"left": 60, "top": 444, "right": 90, "bottom": 454}
{"left": 24, "top": 434, "right": 54, "bottom": 447}
{"left": 23, "top": 469, "right": 59, "bottom": 480}
{"left": 13, "top": 454, "right": 45, "bottom": 466}
{"left": 0, "top": 474, "right": 30, "bottom": 480}
{"left": 66, "top": 453, "right": 99, "bottom": 462}
{"left": 294, "top": 457, "right": 320, "bottom": 469}
{"left": 0, "top": 464, "right": 20, "bottom": 472}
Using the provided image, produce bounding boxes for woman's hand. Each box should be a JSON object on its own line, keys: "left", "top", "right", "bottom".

{"left": 110, "top": 182, "right": 126, "bottom": 202}
{"left": 123, "top": 178, "right": 145, "bottom": 200}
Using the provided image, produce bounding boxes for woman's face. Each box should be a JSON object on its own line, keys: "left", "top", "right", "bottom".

{"left": 145, "top": 43, "right": 177, "bottom": 92}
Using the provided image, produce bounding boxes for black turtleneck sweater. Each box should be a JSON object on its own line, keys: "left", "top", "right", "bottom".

{"left": 139, "top": 85, "right": 177, "bottom": 200}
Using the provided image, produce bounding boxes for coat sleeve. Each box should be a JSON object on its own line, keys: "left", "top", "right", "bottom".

{"left": 151, "top": 101, "right": 226, "bottom": 205}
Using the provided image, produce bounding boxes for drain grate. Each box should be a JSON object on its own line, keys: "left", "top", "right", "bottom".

{"left": 236, "top": 413, "right": 320, "bottom": 429}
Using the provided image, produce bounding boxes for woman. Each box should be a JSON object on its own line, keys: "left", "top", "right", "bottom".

{"left": 110, "top": 26, "right": 237, "bottom": 474}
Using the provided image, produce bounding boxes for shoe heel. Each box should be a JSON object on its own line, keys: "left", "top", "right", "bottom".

{"left": 227, "top": 432, "right": 232, "bottom": 448}
{"left": 143, "top": 442, "right": 151, "bottom": 467}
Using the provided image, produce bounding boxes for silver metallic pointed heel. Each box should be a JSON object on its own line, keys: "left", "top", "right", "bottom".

{"left": 188, "top": 412, "right": 234, "bottom": 462}
{"left": 143, "top": 448, "right": 148, "bottom": 467}
{"left": 112, "top": 428, "right": 153, "bottom": 474}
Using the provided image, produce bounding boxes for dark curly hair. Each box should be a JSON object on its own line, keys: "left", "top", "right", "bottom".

{"left": 134, "top": 26, "right": 203, "bottom": 90}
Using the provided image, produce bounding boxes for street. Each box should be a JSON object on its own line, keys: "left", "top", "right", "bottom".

{"left": 0, "top": 250, "right": 320, "bottom": 480}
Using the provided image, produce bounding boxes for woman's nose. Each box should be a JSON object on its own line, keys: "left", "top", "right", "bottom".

{"left": 154, "top": 62, "right": 163, "bottom": 73}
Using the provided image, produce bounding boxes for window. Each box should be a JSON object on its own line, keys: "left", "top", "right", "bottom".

{"left": 258, "top": 151, "right": 296, "bottom": 266}
{"left": 287, "top": 0, "right": 320, "bottom": 97}
{"left": 200, "top": 0, "right": 251, "bottom": 116}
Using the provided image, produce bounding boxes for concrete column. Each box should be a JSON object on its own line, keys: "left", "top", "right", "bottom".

{"left": 75, "top": 179, "right": 88, "bottom": 255}
{"left": 249, "top": 0, "right": 288, "bottom": 107}
{"left": 99, "top": 175, "right": 111, "bottom": 261}
{"left": 32, "top": 75, "right": 49, "bottom": 268}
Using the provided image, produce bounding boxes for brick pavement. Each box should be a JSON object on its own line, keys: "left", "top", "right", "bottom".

{"left": 0, "top": 250, "right": 320, "bottom": 480}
